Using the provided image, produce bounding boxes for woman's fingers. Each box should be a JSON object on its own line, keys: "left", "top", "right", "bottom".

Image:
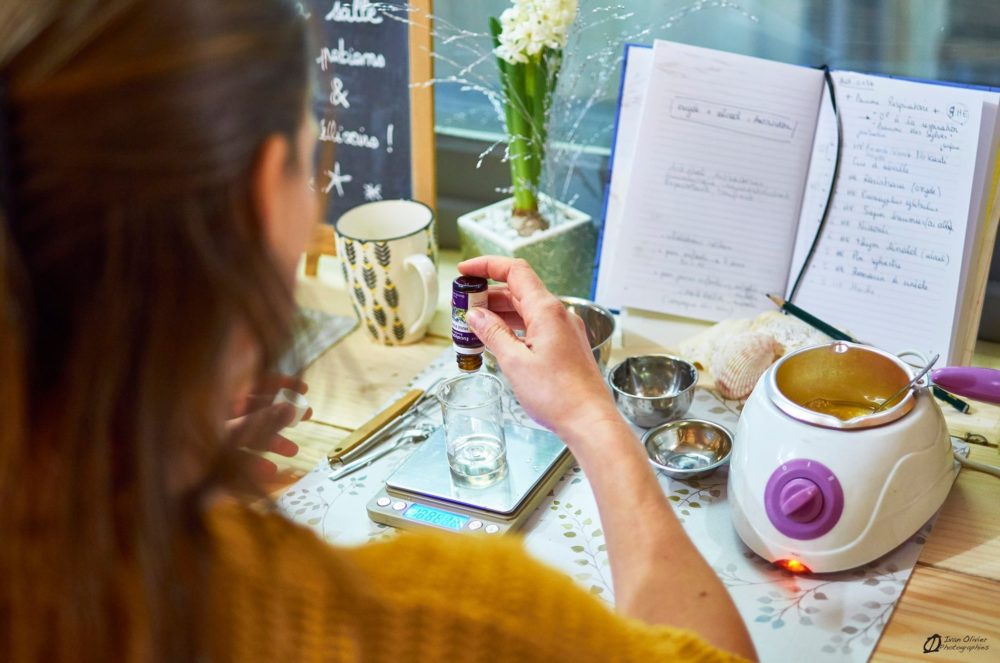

{"left": 466, "top": 307, "right": 528, "bottom": 364}
{"left": 458, "top": 256, "right": 548, "bottom": 303}
{"left": 487, "top": 286, "right": 518, "bottom": 312}
{"left": 257, "top": 374, "right": 308, "bottom": 395}
{"left": 231, "top": 376, "right": 310, "bottom": 417}
{"left": 268, "top": 433, "right": 300, "bottom": 458}
{"left": 227, "top": 403, "right": 296, "bottom": 451}
{"left": 495, "top": 311, "right": 526, "bottom": 331}
{"left": 460, "top": 257, "right": 563, "bottom": 329}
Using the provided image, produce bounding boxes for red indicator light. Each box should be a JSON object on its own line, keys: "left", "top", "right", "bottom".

{"left": 776, "top": 559, "right": 811, "bottom": 574}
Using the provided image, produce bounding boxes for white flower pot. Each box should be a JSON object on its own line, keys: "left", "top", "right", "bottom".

{"left": 457, "top": 195, "right": 596, "bottom": 298}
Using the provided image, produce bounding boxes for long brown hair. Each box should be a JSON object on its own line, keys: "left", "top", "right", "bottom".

{"left": 0, "top": 1, "right": 310, "bottom": 660}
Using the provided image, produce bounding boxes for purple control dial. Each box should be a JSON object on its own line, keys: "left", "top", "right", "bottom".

{"left": 764, "top": 459, "right": 843, "bottom": 540}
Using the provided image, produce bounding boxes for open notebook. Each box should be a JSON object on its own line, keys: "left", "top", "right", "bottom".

{"left": 595, "top": 40, "right": 1000, "bottom": 365}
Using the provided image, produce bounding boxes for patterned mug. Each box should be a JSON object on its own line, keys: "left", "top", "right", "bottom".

{"left": 334, "top": 200, "right": 438, "bottom": 345}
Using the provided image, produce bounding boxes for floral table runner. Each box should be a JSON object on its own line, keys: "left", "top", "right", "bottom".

{"left": 279, "top": 349, "right": 962, "bottom": 662}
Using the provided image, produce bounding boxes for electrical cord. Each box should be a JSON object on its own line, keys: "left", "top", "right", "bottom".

{"left": 954, "top": 452, "right": 1000, "bottom": 479}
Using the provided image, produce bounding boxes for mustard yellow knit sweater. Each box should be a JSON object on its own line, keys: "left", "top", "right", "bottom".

{"left": 207, "top": 502, "right": 747, "bottom": 662}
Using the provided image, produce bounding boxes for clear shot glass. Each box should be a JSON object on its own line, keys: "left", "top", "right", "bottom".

{"left": 436, "top": 373, "right": 508, "bottom": 486}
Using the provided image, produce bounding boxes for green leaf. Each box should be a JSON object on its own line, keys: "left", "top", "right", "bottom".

{"left": 814, "top": 592, "right": 828, "bottom": 600}
{"left": 841, "top": 626, "right": 858, "bottom": 634}
{"left": 689, "top": 502, "right": 701, "bottom": 508}
{"left": 675, "top": 488, "right": 690, "bottom": 495}
{"left": 574, "top": 559, "right": 589, "bottom": 566}
{"left": 563, "top": 531, "right": 577, "bottom": 538}
{"left": 589, "top": 585, "right": 604, "bottom": 595}
{"left": 668, "top": 495, "right": 680, "bottom": 502}
{"left": 772, "top": 619, "right": 785, "bottom": 629}
{"left": 570, "top": 545, "right": 585, "bottom": 553}
{"left": 754, "top": 615, "right": 772, "bottom": 623}
{"left": 591, "top": 529, "right": 603, "bottom": 538}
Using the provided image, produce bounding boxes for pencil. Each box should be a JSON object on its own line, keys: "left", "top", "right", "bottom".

{"left": 766, "top": 294, "right": 853, "bottom": 342}
{"left": 765, "top": 294, "right": 970, "bottom": 414}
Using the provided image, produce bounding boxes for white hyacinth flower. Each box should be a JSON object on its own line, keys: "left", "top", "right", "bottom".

{"left": 495, "top": 0, "right": 578, "bottom": 65}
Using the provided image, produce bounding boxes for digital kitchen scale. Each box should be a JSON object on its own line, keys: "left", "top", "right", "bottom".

{"left": 367, "top": 424, "right": 573, "bottom": 535}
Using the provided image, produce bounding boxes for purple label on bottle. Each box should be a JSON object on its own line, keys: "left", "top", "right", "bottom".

{"left": 452, "top": 290, "right": 487, "bottom": 348}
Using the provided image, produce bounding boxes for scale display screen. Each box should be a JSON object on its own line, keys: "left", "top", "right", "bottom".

{"left": 402, "top": 503, "right": 469, "bottom": 530}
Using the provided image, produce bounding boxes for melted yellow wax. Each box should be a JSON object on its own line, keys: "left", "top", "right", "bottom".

{"left": 802, "top": 397, "right": 878, "bottom": 420}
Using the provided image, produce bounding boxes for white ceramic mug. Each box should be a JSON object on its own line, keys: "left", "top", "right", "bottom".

{"left": 335, "top": 200, "right": 438, "bottom": 345}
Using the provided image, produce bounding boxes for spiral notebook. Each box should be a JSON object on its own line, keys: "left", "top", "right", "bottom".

{"left": 595, "top": 40, "right": 1000, "bottom": 365}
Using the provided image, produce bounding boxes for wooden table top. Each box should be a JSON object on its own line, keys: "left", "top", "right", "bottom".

{"left": 269, "top": 252, "right": 1000, "bottom": 663}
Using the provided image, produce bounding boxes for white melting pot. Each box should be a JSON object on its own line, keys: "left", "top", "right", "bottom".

{"left": 729, "top": 342, "right": 957, "bottom": 573}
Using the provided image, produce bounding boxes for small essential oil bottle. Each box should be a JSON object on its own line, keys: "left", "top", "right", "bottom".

{"left": 451, "top": 275, "right": 489, "bottom": 372}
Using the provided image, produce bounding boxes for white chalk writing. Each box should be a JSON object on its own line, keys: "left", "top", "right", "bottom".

{"left": 325, "top": 0, "right": 383, "bottom": 24}
{"left": 316, "top": 39, "right": 386, "bottom": 71}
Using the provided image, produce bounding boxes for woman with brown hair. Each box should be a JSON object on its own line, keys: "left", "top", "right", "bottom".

{"left": 0, "top": 1, "right": 755, "bottom": 661}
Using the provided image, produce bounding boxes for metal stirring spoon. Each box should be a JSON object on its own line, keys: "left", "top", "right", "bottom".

{"left": 329, "top": 423, "right": 436, "bottom": 481}
{"left": 872, "top": 353, "right": 939, "bottom": 413}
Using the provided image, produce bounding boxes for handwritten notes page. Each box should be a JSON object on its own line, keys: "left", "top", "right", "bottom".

{"left": 594, "top": 45, "right": 653, "bottom": 305}
{"left": 788, "top": 73, "right": 987, "bottom": 362}
{"left": 604, "top": 40, "right": 825, "bottom": 321}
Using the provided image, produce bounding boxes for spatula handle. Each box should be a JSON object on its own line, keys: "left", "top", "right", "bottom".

{"left": 932, "top": 367, "right": 1000, "bottom": 405}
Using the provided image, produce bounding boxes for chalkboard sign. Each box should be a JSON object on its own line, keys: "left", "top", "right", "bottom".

{"left": 300, "top": 0, "right": 435, "bottom": 231}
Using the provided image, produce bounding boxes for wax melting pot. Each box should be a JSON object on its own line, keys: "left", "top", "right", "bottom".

{"left": 729, "top": 342, "right": 957, "bottom": 573}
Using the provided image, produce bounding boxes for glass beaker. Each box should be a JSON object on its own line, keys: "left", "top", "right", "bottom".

{"left": 436, "top": 373, "right": 508, "bottom": 486}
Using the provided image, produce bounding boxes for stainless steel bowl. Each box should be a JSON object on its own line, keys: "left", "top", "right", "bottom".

{"left": 642, "top": 419, "right": 732, "bottom": 480}
{"left": 608, "top": 355, "right": 698, "bottom": 428}
{"left": 560, "top": 296, "right": 616, "bottom": 371}
{"left": 484, "top": 296, "right": 616, "bottom": 374}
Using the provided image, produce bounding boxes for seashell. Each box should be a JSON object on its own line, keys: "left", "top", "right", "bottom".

{"left": 749, "top": 310, "right": 832, "bottom": 354}
{"left": 675, "top": 318, "right": 753, "bottom": 374}
{"left": 710, "top": 332, "right": 783, "bottom": 400}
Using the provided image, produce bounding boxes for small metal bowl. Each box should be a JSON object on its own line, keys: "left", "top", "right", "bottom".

{"left": 485, "top": 297, "right": 616, "bottom": 374}
{"left": 607, "top": 355, "right": 698, "bottom": 428}
{"left": 642, "top": 419, "right": 733, "bottom": 480}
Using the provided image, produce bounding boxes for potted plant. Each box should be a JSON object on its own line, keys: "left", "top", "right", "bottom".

{"left": 457, "top": 0, "right": 596, "bottom": 298}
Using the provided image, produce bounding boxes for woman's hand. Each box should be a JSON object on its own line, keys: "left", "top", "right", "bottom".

{"left": 227, "top": 375, "right": 311, "bottom": 479}
{"left": 458, "top": 257, "right": 620, "bottom": 442}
